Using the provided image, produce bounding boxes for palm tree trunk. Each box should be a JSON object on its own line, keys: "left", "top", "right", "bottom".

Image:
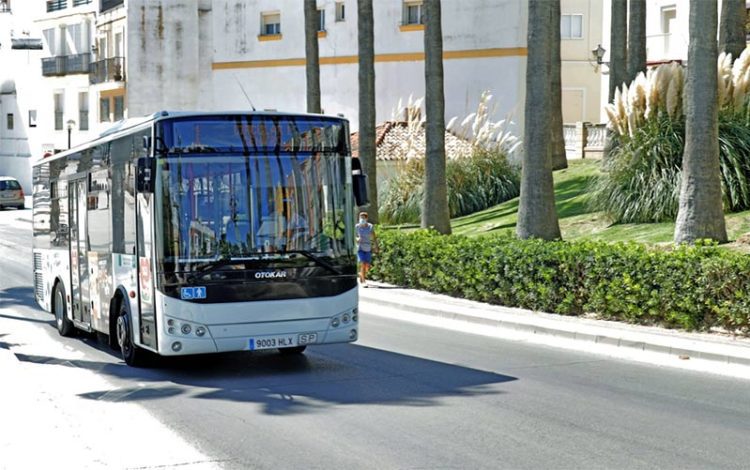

{"left": 358, "top": 0, "right": 378, "bottom": 223}
{"left": 674, "top": 0, "right": 727, "bottom": 244}
{"left": 627, "top": 0, "right": 646, "bottom": 83}
{"left": 421, "top": 0, "right": 451, "bottom": 235}
{"left": 719, "top": 0, "right": 746, "bottom": 62}
{"left": 517, "top": 0, "right": 561, "bottom": 241}
{"left": 304, "top": 0, "right": 321, "bottom": 113}
{"left": 549, "top": 0, "right": 567, "bottom": 171}
{"left": 609, "top": 0, "right": 628, "bottom": 101}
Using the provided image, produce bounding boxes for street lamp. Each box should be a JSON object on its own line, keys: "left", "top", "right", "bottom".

{"left": 66, "top": 119, "right": 76, "bottom": 149}
{"left": 592, "top": 44, "right": 607, "bottom": 65}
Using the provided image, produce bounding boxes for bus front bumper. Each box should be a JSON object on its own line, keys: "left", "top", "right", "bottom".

{"left": 157, "top": 312, "right": 358, "bottom": 356}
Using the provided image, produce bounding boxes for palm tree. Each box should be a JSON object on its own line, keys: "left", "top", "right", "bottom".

{"left": 627, "top": 0, "right": 646, "bottom": 83}
{"left": 517, "top": 0, "right": 561, "bottom": 240}
{"left": 609, "top": 0, "right": 628, "bottom": 101}
{"left": 421, "top": 0, "right": 451, "bottom": 234}
{"left": 358, "top": 0, "right": 378, "bottom": 222}
{"left": 719, "top": 0, "right": 746, "bottom": 62}
{"left": 304, "top": 0, "right": 321, "bottom": 113}
{"left": 549, "top": 0, "right": 567, "bottom": 171}
{"left": 674, "top": 0, "right": 727, "bottom": 244}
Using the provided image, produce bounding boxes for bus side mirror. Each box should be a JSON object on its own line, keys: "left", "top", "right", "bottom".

{"left": 136, "top": 157, "right": 156, "bottom": 193}
{"left": 353, "top": 172, "right": 369, "bottom": 206}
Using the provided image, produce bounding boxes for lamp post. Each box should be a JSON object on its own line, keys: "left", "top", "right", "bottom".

{"left": 66, "top": 119, "right": 76, "bottom": 149}
{"left": 592, "top": 44, "right": 607, "bottom": 66}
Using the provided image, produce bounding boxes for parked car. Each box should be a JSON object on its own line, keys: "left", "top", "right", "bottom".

{"left": 0, "top": 177, "right": 25, "bottom": 210}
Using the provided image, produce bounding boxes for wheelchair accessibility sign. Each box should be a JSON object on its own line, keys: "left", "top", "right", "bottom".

{"left": 180, "top": 286, "right": 207, "bottom": 300}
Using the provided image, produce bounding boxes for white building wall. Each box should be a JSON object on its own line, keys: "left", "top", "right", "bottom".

{"left": 212, "top": 0, "right": 527, "bottom": 134}
{"left": 126, "top": 0, "right": 213, "bottom": 117}
{"left": 0, "top": 1, "right": 45, "bottom": 192}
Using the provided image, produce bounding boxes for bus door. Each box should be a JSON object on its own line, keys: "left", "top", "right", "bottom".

{"left": 69, "top": 178, "right": 91, "bottom": 326}
{"left": 136, "top": 190, "right": 156, "bottom": 349}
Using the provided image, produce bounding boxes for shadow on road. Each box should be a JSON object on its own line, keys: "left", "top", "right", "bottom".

{"left": 0, "top": 287, "right": 38, "bottom": 310}
{"left": 15, "top": 343, "right": 518, "bottom": 415}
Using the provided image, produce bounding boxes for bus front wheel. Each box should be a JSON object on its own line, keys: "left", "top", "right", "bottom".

{"left": 54, "top": 283, "right": 74, "bottom": 337}
{"left": 116, "top": 304, "right": 150, "bottom": 367}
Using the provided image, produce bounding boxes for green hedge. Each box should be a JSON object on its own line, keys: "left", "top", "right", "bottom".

{"left": 370, "top": 230, "right": 750, "bottom": 334}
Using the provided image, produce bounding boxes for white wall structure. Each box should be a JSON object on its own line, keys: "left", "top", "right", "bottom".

{"left": 0, "top": 0, "right": 45, "bottom": 192}
{"left": 559, "top": 0, "right": 606, "bottom": 124}
{"left": 35, "top": 0, "right": 99, "bottom": 154}
{"left": 211, "top": 0, "right": 528, "bottom": 134}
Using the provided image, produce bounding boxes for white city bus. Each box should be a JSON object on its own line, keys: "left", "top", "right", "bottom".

{"left": 32, "top": 111, "right": 367, "bottom": 366}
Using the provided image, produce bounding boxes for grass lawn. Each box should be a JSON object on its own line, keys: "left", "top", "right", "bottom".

{"left": 447, "top": 159, "right": 750, "bottom": 246}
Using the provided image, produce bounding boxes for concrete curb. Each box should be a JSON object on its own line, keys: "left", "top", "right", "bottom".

{"left": 359, "top": 283, "right": 750, "bottom": 369}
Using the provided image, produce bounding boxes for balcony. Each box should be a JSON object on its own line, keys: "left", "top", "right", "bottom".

{"left": 42, "top": 53, "right": 91, "bottom": 77}
{"left": 100, "top": 0, "right": 123, "bottom": 12}
{"left": 46, "top": 0, "right": 67, "bottom": 13}
{"left": 89, "top": 57, "right": 125, "bottom": 84}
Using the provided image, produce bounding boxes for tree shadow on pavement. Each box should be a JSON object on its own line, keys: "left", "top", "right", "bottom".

{"left": 15, "top": 343, "right": 518, "bottom": 416}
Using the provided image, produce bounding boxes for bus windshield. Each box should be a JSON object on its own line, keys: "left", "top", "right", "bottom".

{"left": 157, "top": 152, "right": 351, "bottom": 271}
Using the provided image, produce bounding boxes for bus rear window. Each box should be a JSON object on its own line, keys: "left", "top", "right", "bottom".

{"left": 0, "top": 180, "right": 21, "bottom": 190}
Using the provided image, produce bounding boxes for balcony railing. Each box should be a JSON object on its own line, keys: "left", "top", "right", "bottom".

{"left": 100, "top": 0, "right": 123, "bottom": 12}
{"left": 42, "top": 53, "right": 91, "bottom": 77}
{"left": 73, "top": 0, "right": 92, "bottom": 6}
{"left": 46, "top": 0, "right": 67, "bottom": 13}
{"left": 90, "top": 57, "right": 126, "bottom": 84}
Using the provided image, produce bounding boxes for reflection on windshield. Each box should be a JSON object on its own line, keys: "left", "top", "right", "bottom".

{"left": 158, "top": 153, "right": 350, "bottom": 269}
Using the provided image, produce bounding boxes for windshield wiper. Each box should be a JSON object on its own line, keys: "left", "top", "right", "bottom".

{"left": 185, "top": 258, "right": 243, "bottom": 283}
{"left": 289, "top": 250, "right": 342, "bottom": 275}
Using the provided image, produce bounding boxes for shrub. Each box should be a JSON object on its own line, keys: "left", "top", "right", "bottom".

{"left": 379, "top": 148, "right": 520, "bottom": 224}
{"left": 596, "top": 52, "right": 750, "bottom": 223}
{"left": 371, "top": 230, "right": 750, "bottom": 334}
{"left": 378, "top": 91, "right": 521, "bottom": 225}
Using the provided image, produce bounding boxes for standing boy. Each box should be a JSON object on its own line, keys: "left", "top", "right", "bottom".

{"left": 356, "top": 211, "right": 377, "bottom": 287}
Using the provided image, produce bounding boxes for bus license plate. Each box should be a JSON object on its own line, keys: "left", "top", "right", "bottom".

{"left": 248, "top": 335, "right": 298, "bottom": 351}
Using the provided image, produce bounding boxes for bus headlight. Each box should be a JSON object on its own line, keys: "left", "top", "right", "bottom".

{"left": 349, "top": 329, "right": 357, "bottom": 340}
{"left": 195, "top": 326, "right": 206, "bottom": 337}
{"left": 342, "top": 313, "right": 350, "bottom": 324}
{"left": 181, "top": 324, "right": 192, "bottom": 335}
{"left": 172, "top": 341, "right": 183, "bottom": 352}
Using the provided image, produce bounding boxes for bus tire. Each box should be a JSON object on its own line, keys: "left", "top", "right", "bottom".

{"left": 116, "top": 303, "right": 150, "bottom": 367}
{"left": 53, "top": 282, "right": 74, "bottom": 337}
{"left": 279, "top": 346, "right": 307, "bottom": 355}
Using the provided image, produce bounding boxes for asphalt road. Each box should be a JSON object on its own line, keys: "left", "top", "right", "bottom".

{"left": 2, "top": 207, "right": 750, "bottom": 469}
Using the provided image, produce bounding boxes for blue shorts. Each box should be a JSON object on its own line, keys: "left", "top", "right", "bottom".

{"left": 357, "top": 249, "right": 372, "bottom": 264}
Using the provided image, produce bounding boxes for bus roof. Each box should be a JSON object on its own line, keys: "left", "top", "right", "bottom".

{"left": 34, "top": 110, "right": 349, "bottom": 167}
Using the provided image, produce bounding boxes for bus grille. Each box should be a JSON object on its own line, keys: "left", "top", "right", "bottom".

{"left": 34, "top": 272, "right": 44, "bottom": 301}
{"left": 33, "top": 253, "right": 43, "bottom": 300}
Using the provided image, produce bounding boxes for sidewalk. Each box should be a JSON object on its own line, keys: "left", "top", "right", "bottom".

{"left": 358, "top": 281, "right": 750, "bottom": 379}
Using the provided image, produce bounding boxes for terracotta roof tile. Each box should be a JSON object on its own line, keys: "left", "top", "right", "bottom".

{"left": 351, "top": 121, "right": 473, "bottom": 161}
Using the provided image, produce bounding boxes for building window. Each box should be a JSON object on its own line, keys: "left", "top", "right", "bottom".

{"left": 0, "top": 0, "right": 11, "bottom": 13}
{"left": 79, "top": 92, "right": 89, "bottom": 131}
{"left": 6, "top": 113, "right": 13, "bottom": 130}
{"left": 29, "top": 110, "right": 37, "bottom": 128}
{"left": 403, "top": 1, "right": 423, "bottom": 25}
{"left": 561, "top": 14, "right": 583, "bottom": 39}
{"left": 318, "top": 8, "right": 326, "bottom": 32}
{"left": 335, "top": 2, "right": 345, "bottom": 22}
{"left": 261, "top": 12, "right": 281, "bottom": 36}
{"left": 113, "top": 95, "right": 124, "bottom": 121}
{"left": 54, "top": 92, "right": 64, "bottom": 130}
{"left": 99, "top": 97, "right": 110, "bottom": 122}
